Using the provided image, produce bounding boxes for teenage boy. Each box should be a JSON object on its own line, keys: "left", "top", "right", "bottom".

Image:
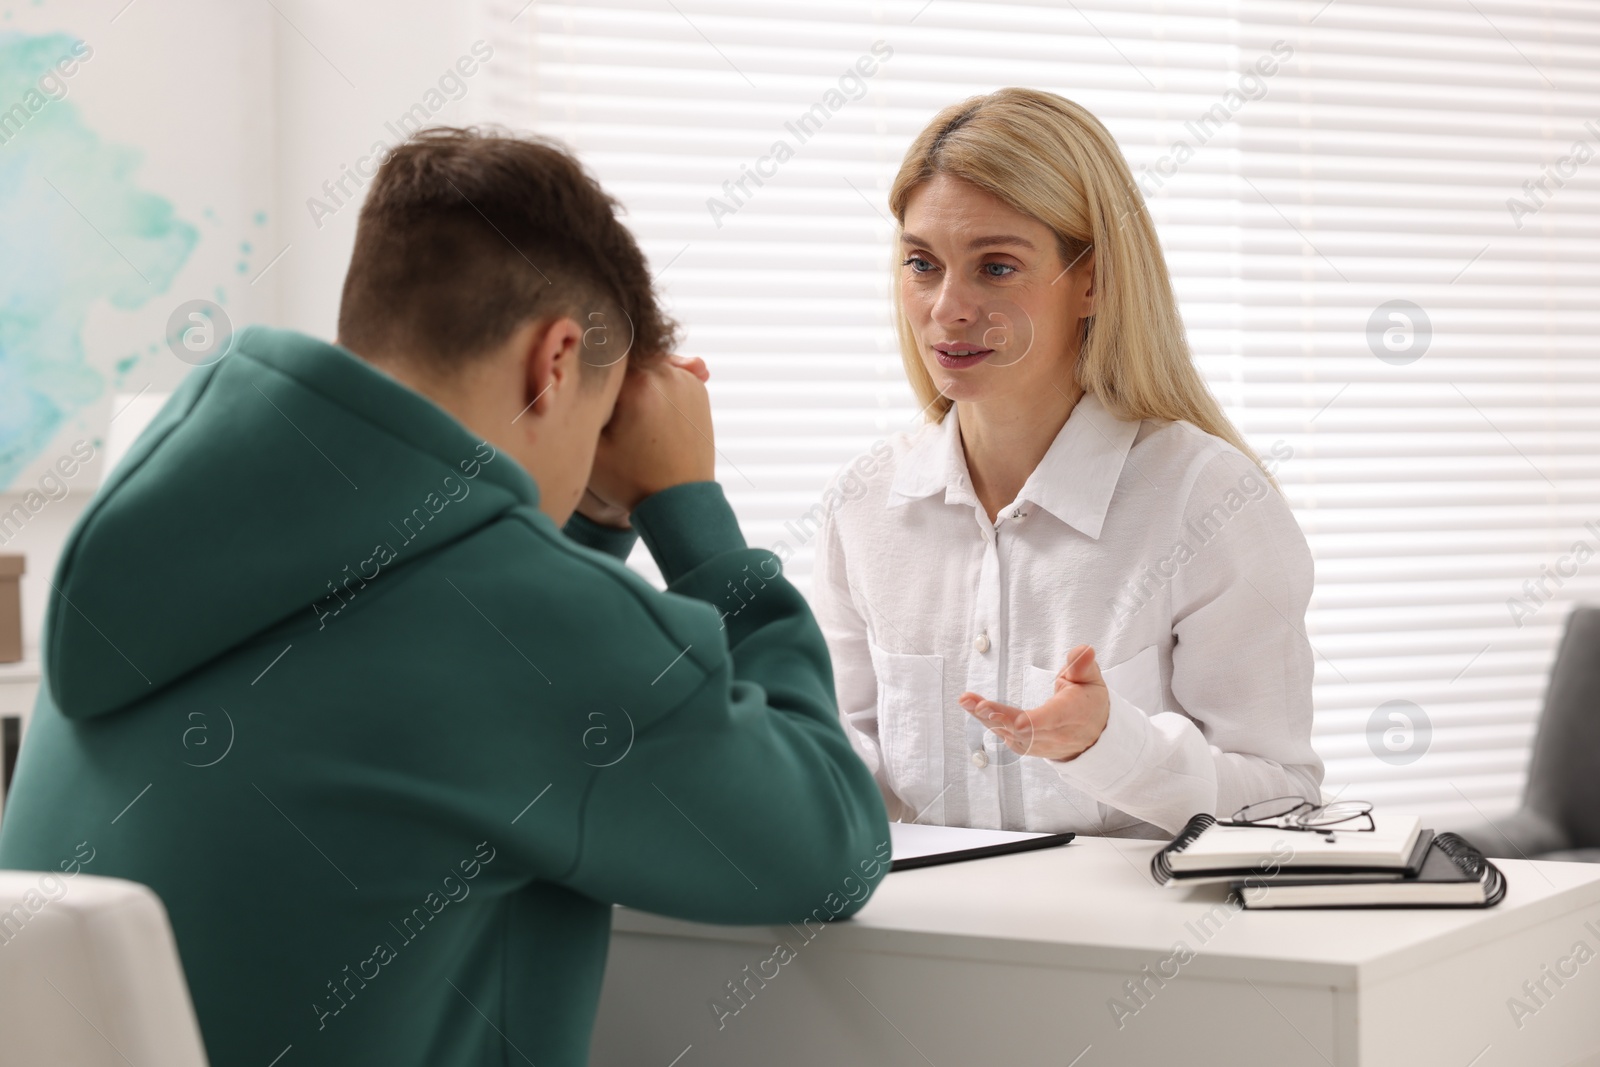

{"left": 0, "top": 128, "right": 890, "bottom": 1067}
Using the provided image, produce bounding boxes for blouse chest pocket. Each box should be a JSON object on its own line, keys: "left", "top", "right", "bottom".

{"left": 1102, "top": 644, "right": 1163, "bottom": 716}
{"left": 1021, "top": 644, "right": 1165, "bottom": 834}
{"left": 867, "top": 642, "right": 946, "bottom": 820}
{"left": 1022, "top": 644, "right": 1163, "bottom": 715}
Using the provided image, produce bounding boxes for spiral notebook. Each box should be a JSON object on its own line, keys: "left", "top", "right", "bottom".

{"left": 1233, "top": 833, "right": 1507, "bottom": 909}
{"left": 1151, "top": 812, "right": 1428, "bottom": 886}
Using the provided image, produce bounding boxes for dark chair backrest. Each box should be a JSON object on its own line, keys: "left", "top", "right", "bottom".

{"left": 1522, "top": 606, "right": 1600, "bottom": 850}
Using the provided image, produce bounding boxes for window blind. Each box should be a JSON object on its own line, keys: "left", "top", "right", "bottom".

{"left": 477, "top": 0, "right": 1600, "bottom": 823}
{"left": 1234, "top": 0, "right": 1600, "bottom": 824}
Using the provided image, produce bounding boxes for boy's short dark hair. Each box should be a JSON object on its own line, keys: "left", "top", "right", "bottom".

{"left": 337, "top": 127, "right": 676, "bottom": 377}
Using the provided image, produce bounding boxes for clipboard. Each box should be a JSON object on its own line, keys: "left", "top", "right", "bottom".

{"left": 889, "top": 822, "right": 1077, "bottom": 871}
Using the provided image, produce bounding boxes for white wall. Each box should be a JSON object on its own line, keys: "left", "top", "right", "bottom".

{"left": 1, "top": 1, "right": 509, "bottom": 656}
{"left": 270, "top": 1, "right": 494, "bottom": 336}
{"left": 2, "top": 0, "right": 275, "bottom": 652}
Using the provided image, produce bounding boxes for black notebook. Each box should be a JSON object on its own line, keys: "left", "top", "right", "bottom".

{"left": 1232, "top": 833, "right": 1507, "bottom": 909}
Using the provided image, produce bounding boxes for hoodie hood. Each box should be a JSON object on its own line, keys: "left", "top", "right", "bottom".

{"left": 45, "top": 326, "right": 540, "bottom": 720}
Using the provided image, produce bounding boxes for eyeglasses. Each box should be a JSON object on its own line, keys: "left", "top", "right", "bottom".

{"left": 1221, "top": 796, "right": 1375, "bottom": 836}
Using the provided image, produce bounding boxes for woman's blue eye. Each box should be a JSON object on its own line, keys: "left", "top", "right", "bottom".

{"left": 903, "top": 256, "right": 935, "bottom": 272}
{"left": 983, "top": 263, "right": 1017, "bottom": 277}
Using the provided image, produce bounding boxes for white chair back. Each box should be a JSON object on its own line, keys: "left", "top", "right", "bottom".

{"left": 0, "top": 871, "right": 208, "bottom": 1066}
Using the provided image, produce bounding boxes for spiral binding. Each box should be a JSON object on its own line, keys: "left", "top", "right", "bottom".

{"left": 1432, "top": 832, "right": 1507, "bottom": 906}
{"left": 1150, "top": 812, "right": 1216, "bottom": 885}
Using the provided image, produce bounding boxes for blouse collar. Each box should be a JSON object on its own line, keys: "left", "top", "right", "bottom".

{"left": 887, "top": 390, "right": 1140, "bottom": 540}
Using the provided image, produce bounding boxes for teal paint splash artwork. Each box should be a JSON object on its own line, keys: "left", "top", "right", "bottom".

{"left": 0, "top": 31, "right": 196, "bottom": 489}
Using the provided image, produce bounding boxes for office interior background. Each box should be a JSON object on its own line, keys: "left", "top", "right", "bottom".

{"left": 2, "top": 0, "right": 1598, "bottom": 836}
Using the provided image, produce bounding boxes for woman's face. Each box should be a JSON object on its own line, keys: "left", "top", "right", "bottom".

{"left": 899, "top": 173, "right": 1094, "bottom": 408}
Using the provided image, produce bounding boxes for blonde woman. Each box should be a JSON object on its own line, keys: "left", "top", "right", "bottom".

{"left": 812, "top": 88, "right": 1322, "bottom": 838}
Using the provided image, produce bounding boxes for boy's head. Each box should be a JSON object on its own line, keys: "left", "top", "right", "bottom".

{"left": 336, "top": 127, "right": 677, "bottom": 520}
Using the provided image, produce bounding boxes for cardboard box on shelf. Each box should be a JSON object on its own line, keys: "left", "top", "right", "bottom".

{"left": 0, "top": 555, "right": 23, "bottom": 664}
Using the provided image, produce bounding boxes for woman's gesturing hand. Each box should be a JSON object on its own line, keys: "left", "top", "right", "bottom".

{"left": 958, "top": 644, "right": 1111, "bottom": 762}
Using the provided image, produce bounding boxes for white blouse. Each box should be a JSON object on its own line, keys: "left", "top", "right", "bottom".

{"left": 810, "top": 392, "right": 1323, "bottom": 838}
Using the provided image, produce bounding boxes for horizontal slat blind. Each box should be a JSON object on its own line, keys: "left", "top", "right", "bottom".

{"left": 494, "top": 0, "right": 1244, "bottom": 590}
{"left": 479, "top": 0, "right": 1600, "bottom": 822}
{"left": 1235, "top": 0, "right": 1600, "bottom": 823}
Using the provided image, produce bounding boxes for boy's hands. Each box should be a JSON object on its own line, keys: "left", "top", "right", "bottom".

{"left": 580, "top": 355, "right": 715, "bottom": 525}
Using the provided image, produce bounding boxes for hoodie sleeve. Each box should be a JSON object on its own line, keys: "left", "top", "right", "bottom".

{"left": 556, "top": 482, "right": 892, "bottom": 923}
{"left": 561, "top": 512, "right": 639, "bottom": 561}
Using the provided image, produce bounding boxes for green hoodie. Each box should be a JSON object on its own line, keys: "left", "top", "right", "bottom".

{"left": 0, "top": 326, "right": 890, "bottom": 1066}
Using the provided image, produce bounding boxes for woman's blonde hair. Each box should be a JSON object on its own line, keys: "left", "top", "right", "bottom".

{"left": 888, "top": 87, "right": 1267, "bottom": 476}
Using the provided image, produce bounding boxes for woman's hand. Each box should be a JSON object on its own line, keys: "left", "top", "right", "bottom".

{"left": 958, "top": 644, "right": 1110, "bottom": 762}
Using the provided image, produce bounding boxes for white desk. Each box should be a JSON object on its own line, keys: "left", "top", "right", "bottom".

{"left": 591, "top": 836, "right": 1600, "bottom": 1067}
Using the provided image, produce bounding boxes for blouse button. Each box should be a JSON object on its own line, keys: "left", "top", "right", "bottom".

{"left": 973, "top": 631, "right": 991, "bottom": 654}
{"left": 970, "top": 750, "right": 990, "bottom": 769}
